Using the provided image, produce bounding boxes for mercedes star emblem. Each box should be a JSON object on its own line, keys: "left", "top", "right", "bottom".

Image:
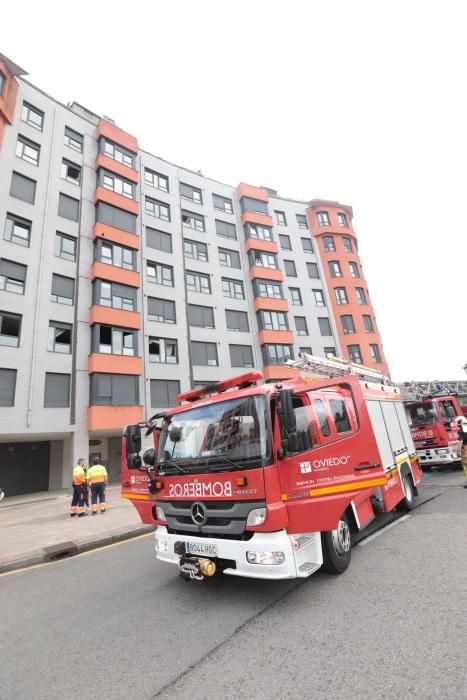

{"left": 191, "top": 501, "right": 207, "bottom": 526}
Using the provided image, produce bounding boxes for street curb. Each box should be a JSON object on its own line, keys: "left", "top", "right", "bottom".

{"left": 0, "top": 524, "right": 155, "bottom": 574}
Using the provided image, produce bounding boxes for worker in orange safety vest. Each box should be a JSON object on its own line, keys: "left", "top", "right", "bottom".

{"left": 86, "top": 457, "right": 108, "bottom": 514}
{"left": 70, "top": 458, "right": 88, "bottom": 518}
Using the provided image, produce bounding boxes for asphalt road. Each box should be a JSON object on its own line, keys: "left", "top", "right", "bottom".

{"left": 1, "top": 472, "right": 466, "bottom": 700}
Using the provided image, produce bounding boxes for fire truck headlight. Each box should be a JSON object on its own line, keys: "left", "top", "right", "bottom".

{"left": 155, "top": 505, "right": 166, "bottom": 521}
{"left": 246, "top": 551, "right": 285, "bottom": 565}
{"left": 155, "top": 538, "right": 169, "bottom": 553}
{"left": 246, "top": 507, "right": 267, "bottom": 527}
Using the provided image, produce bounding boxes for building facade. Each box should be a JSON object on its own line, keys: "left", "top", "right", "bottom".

{"left": 0, "top": 54, "right": 388, "bottom": 495}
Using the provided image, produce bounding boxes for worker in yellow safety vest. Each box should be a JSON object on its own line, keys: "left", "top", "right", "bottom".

{"left": 86, "top": 457, "right": 109, "bottom": 514}
{"left": 70, "top": 458, "right": 88, "bottom": 518}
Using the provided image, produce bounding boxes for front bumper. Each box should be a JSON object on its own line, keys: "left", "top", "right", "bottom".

{"left": 416, "top": 445, "right": 459, "bottom": 465}
{"left": 154, "top": 526, "right": 323, "bottom": 580}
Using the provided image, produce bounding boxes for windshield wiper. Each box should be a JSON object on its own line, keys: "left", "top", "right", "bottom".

{"left": 156, "top": 460, "right": 189, "bottom": 475}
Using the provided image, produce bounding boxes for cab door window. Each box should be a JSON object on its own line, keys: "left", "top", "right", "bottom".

{"left": 292, "top": 397, "right": 314, "bottom": 452}
{"left": 329, "top": 398, "right": 352, "bottom": 433}
{"left": 439, "top": 400, "right": 456, "bottom": 424}
{"left": 313, "top": 398, "right": 331, "bottom": 438}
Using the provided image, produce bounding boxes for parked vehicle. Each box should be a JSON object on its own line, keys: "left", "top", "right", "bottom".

{"left": 122, "top": 353, "right": 422, "bottom": 582}
{"left": 405, "top": 393, "right": 463, "bottom": 469}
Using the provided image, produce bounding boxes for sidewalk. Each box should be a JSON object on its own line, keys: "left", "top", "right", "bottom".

{"left": 0, "top": 485, "right": 155, "bottom": 574}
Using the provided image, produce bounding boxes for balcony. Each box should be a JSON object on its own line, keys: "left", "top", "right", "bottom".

{"left": 245, "top": 238, "right": 278, "bottom": 255}
{"left": 97, "top": 118, "right": 138, "bottom": 154}
{"left": 249, "top": 266, "right": 283, "bottom": 282}
{"left": 253, "top": 297, "right": 289, "bottom": 313}
{"left": 93, "top": 223, "right": 140, "bottom": 250}
{"left": 96, "top": 152, "right": 138, "bottom": 183}
{"left": 90, "top": 261, "right": 140, "bottom": 288}
{"left": 258, "top": 330, "right": 295, "bottom": 346}
{"left": 88, "top": 353, "right": 142, "bottom": 375}
{"left": 263, "top": 365, "right": 298, "bottom": 381}
{"left": 241, "top": 211, "right": 274, "bottom": 229}
{"left": 88, "top": 405, "right": 144, "bottom": 432}
{"left": 94, "top": 186, "right": 139, "bottom": 215}
{"left": 89, "top": 305, "right": 142, "bottom": 330}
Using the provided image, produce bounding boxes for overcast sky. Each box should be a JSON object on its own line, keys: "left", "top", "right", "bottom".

{"left": 3, "top": 1, "right": 466, "bottom": 381}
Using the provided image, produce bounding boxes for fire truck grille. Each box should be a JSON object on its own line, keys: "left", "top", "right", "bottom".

{"left": 161, "top": 500, "right": 266, "bottom": 536}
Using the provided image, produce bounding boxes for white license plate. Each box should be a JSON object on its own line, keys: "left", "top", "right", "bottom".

{"left": 185, "top": 542, "right": 218, "bottom": 557}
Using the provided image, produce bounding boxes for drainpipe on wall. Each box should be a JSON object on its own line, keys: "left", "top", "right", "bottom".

{"left": 139, "top": 154, "right": 148, "bottom": 413}
{"left": 177, "top": 168, "right": 194, "bottom": 391}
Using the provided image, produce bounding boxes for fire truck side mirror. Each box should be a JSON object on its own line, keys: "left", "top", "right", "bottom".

{"left": 126, "top": 424, "right": 142, "bottom": 468}
{"left": 279, "top": 389, "right": 299, "bottom": 455}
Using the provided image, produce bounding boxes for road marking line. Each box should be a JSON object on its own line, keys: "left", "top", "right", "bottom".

{"left": 358, "top": 514, "right": 412, "bottom": 546}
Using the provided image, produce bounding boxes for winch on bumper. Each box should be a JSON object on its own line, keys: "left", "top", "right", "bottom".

{"left": 155, "top": 526, "right": 323, "bottom": 580}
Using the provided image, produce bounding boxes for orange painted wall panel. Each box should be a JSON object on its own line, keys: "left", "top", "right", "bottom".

{"left": 236, "top": 183, "right": 269, "bottom": 202}
{"left": 91, "top": 261, "right": 140, "bottom": 288}
{"left": 89, "top": 305, "right": 142, "bottom": 330}
{"left": 95, "top": 152, "right": 138, "bottom": 183}
{"left": 254, "top": 297, "right": 289, "bottom": 313}
{"left": 92, "top": 223, "right": 140, "bottom": 250}
{"left": 94, "top": 186, "right": 139, "bottom": 215}
{"left": 88, "top": 405, "right": 144, "bottom": 432}
{"left": 0, "top": 60, "right": 19, "bottom": 150}
{"left": 97, "top": 118, "right": 138, "bottom": 154}
{"left": 258, "top": 330, "right": 295, "bottom": 345}
{"left": 249, "top": 266, "right": 283, "bottom": 282}
{"left": 88, "top": 353, "right": 142, "bottom": 375}
{"left": 241, "top": 211, "right": 274, "bottom": 228}
{"left": 245, "top": 238, "right": 278, "bottom": 254}
{"left": 263, "top": 365, "right": 299, "bottom": 381}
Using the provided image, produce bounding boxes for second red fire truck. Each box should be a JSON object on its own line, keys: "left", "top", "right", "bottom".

{"left": 405, "top": 393, "right": 463, "bottom": 469}
{"left": 122, "top": 353, "right": 422, "bottom": 581}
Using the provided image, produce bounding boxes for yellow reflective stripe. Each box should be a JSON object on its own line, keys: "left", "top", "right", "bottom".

{"left": 121, "top": 493, "right": 150, "bottom": 501}
{"left": 309, "top": 477, "right": 387, "bottom": 498}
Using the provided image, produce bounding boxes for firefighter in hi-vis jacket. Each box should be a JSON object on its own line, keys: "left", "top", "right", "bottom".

{"left": 70, "top": 458, "right": 87, "bottom": 518}
{"left": 86, "top": 457, "right": 109, "bottom": 514}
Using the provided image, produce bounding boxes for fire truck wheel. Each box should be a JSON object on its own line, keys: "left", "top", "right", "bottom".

{"left": 321, "top": 514, "right": 352, "bottom": 574}
{"left": 398, "top": 474, "right": 415, "bottom": 511}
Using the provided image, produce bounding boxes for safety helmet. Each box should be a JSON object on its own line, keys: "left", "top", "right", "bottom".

{"left": 455, "top": 415, "right": 467, "bottom": 425}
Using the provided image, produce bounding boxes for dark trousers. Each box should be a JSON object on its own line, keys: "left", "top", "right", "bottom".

{"left": 70, "top": 485, "right": 85, "bottom": 515}
{"left": 91, "top": 483, "right": 106, "bottom": 512}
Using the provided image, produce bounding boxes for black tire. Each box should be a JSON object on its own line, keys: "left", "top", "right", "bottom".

{"left": 321, "top": 513, "right": 352, "bottom": 574}
{"left": 398, "top": 473, "right": 415, "bottom": 511}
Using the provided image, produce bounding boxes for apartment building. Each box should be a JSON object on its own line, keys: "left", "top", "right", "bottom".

{"left": 0, "top": 54, "right": 388, "bottom": 495}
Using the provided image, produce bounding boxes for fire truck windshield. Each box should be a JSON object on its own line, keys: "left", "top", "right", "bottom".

{"left": 407, "top": 401, "right": 438, "bottom": 426}
{"left": 157, "top": 395, "right": 270, "bottom": 472}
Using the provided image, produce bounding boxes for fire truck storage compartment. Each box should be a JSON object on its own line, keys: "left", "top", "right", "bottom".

{"left": 365, "top": 400, "right": 412, "bottom": 469}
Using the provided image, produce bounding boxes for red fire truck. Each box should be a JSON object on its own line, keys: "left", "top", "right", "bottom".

{"left": 405, "top": 393, "right": 463, "bottom": 469}
{"left": 122, "top": 354, "right": 422, "bottom": 581}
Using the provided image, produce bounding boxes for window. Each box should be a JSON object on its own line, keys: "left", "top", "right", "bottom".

{"left": 0, "top": 72, "right": 6, "bottom": 97}
{"left": 0, "top": 312, "right": 21, "bottom": 347}
{"left": 262, "top": 344, "right": 293, "bottom": 365}
{"left": 180, "top": 182, "right": 202, "bottom": 204}
{"left": 289, "top": 287, "right": 302, "bottom": 305}
{"left": 296, "top": 214, "right": 308, "bottom": 229}
{"left": 44, "top": 372, "right": 70, "bottom": 408}
{"left": 144, "top": 168, "right": 169, "bottom": 192}
{"left": 307, "top": 262, "right": 320, "bottom": 278}
{"left": 341, "top": 315, "right": 355, "bottom": 334}
{"left": 348, "top": 344, "right": 363, "bottom": 364}
{"left": 90, "top": 373, "right": 139, "bottom": 406}
{"left": 102, "top": 138, "right": 134, "bottom": 168}
{"left": 338, "top": 213, "right": 348, "bottom": 227}
{"left": 188, "top": 304, "right": 214, "bottom": 328}
{"left": 299, "top": 346, "right": 312, "bottom": 355}
{"left": 148, "top": 297, "right": 176, "bottom": 324}
{"left": 349, "top": 261, "right": 359, "bottom": 277}
{"left": 145, "top": 197, "right": 170, "bottom": 222}
{"left": 182, "top": 210, "right": 205, "bottom": 231}
{"left": 186, "top": 270, "right": 211, "bottom": 294}
{"left": 356, "top": 287, "right": 367, "bottom": 304}
{"left": 48, "top": 321, "right": 72, "bottom": 353}
{"left": 16, "top": 135, "right": 40, "bottom": 165}
{"left": 213, "top": 194, "right": 233, "bottom": 213}
{"left": 313, "top": 289, "right": 325, "bottom": 307}
{"left": 370, "top": 344, "right": 382, "bottom": 363}
{"left": 291, "top": 397, "right": 314, "bottom": 452}
{"left": 150, "top": 379, "right": 180, "bottom": 408}
{"left": 226, "top": 309, "right": 249, "bottom": 332}
{"left": 149, "top": 337, "right": 178, "bottom": 364}
{"left": 245, "top": 223, "right": 273, "bottom": 241}
{"left": 301, "top": 238, "right": 313, "bottom": 252}
{"left": 335, "top": 287, "right": 348, "bottom": 305}
{"left": 314, "top": 398, "right": 330, "bottom": 437}
{"left": 323, "top": 236, "right": 335, "bottom": 252}
{"left": 295, "top": 316, "right": 308, "bottom": 336}
{"left": 219, "top": 247, "right": 241, "bottom": 268}
{"left": 184, "top": 238, "right": 208, "bottom": 262}
{"left": 0, "top": 368, "right": 17, "bottom": 407}
{"left": 324, "top": 346, "right": 336, "bottom": 356}
{"left": 0, "top": 259, "right": 27, "bottom": 294}
{"left": 215, "top": 219, "right": 237, "bottom": 239}
{"left": 96, "top": 240, "right": 135, "bottom": 270}
{"left": 343, "top": 237, "right": 352, "bottom": 252}
{"left": 94, "top": 325, "right": 136, "bottom": 356}
{"left": 257, "top": 310, "right": 288, "bottom": 331}
{"left": 64, "top": 127, "right": 83, "bottom": 153}
{"left": 330, "top": 398, "right": 352, "bottom": 433}
{"left": 255, "top": 280, "right": 283, "bottom": 299}
{"left": 94, "top": 280, "right": 135, "bottom": 311}
{"left": 146, "top": 227, "right": 172, "bottom": 254}
{"left": 329, "top": 261, "right": 342, "bottom": 278}
{"left": 101, "top": 170, "right": 134, "bottom": 198}
{"left": 249, "top": 250, "right": 278, "bottom": 269}
{"left": 4, "top": 214, "right": 31, "bottom": 247}
{"left": 96, "top": 202, "right": 136, "bottom": 234}
{"left": 240, "top": 197, "right": 268, "bottom": 215}
{"left": 275, "top": 210, "right": 287, "bottom": 226}
{"left": 147, "top": 261, "right": 174, "bottom": 287}
{"left": 10, "top": 172, "right": 36, "bottom": 204}
{"left": 60, "top": 159, "right": 81, "bottom": 185}
{"left": 191, "top": 341, "right": 218, "bottom": 366}
{"left": 363, "top": 315, "right": 374, "bottom": 333}
{"left": 317, "top": 211, "right": 330, "bottom": 226}
{"left": 222, "top": 277, "right": 244, "bottom": 299}
{"left": 279, "top": 234, "right": 292, "bottom": 250}
{"left": 284, "top": 260, "right": 297, "bottom": 276}
{"left": 318, "top": 317, "right": 332, "bottom": 336}
{"left": 58, "top": 193, "right": 79, "bottom": 222}
{"left": 229, "top": 344, "right": 253, "bottom": 368}
{"left": 51, "top": 274, "right": 75, "bottom": 305}
{"left": 55, "top": 232, "right": 77, "bottom": 262}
